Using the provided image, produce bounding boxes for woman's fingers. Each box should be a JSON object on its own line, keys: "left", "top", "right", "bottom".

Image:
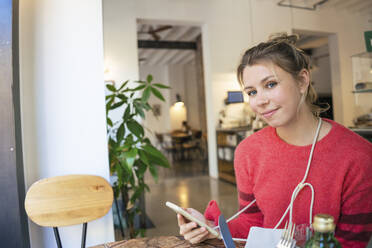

{"left": 176, "top": 207, "right": 213, "bottom": 244}
{"left": 179, "top": 221, "right": 197, "bottom": 235}
{"left": 183, "top": 226, "right": 207, "bottom": 240}
{"left": 177, "top": 213, "right": 186, "bottom": 226}
{"left": 185, "top": 227, "right": 209, "bottom": 244}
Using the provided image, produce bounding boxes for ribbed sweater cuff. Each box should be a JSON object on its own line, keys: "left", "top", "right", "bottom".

{"left": 204, "top": 200, "right": 221, "bottom": 226}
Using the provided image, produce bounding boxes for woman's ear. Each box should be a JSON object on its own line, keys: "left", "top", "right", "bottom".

{"left": 298, "top": 69, "right": 310, "bottom": 94}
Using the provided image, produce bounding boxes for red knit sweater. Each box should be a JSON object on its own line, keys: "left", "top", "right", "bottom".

{"left": 205, "top": 119, "right": 372, "bottom": 247}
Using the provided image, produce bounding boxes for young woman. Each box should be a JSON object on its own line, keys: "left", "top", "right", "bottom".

{"left": 177, "top": 35, "right": 372, "bottom": 248}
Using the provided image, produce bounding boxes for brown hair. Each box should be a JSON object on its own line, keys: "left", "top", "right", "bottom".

{"left": 237, "top": 33, "right": 327, "bottom": 117}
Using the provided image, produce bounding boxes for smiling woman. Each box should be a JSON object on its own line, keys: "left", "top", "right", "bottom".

{"left": 176, "top": 34, "right": 372, "bottom": 248}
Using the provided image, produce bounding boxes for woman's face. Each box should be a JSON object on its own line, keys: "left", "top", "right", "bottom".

{"left": 242, "top": 62, "right": 308, "bottom": 127}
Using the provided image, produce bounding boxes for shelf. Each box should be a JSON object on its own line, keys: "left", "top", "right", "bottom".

{"left": 350, "top": 127, "right": 372, "bottom": 134}
{"left": 216, "top": 126, "right": 251, "bottom": 132}
{"left": 216, "top": 144, "right": 237, "bottom": 148}
{"left": 218, "top": 172, "right": 236, "bottom": 184}
{"left": 351, "top": 52, "right": 372, "bottom": 59}
{"left": 218, "top": 159, "right": 234, "bottom": 163}
{"left": 352, "top": 89, "right": 372, "bottom": 93}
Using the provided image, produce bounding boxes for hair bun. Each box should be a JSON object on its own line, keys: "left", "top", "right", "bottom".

{"left": 268, "top": 33, "right": 298, "bottom": 45}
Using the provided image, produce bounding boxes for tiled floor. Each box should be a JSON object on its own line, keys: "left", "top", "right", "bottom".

{"left": 143, "top": 158, "right": 239, "bottom": 238}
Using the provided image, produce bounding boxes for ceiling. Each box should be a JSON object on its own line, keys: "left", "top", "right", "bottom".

{"left": 137, "top": 0, "right": 371, "bottom": 66}
{"left": 279, "top": 0, "right": 372, "bottom": 14}
{"left": 137, "top": 21, "right": 201, "bottom": 66}
{"left": 326, "top": 0, "right": 372, "bottom": 16}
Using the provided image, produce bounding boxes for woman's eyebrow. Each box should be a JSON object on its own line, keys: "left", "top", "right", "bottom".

{"left": 244, "top": 75, "right": 275, "bottom": 90}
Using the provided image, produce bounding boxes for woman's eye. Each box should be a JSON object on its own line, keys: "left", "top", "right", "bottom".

{"left": 266, "top": 81, "right": 277, "bottom": 88}
{"left": 247, "top": 90, "right": 257, "bottom": 96}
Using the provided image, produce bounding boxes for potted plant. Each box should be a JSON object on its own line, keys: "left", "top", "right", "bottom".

{"left": 105, "top": 75, "right": 170, "bottom": 238}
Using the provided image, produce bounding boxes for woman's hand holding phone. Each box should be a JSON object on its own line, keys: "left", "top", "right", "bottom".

{"left": 177, "top": 208, "right": 217, "bottom": 244}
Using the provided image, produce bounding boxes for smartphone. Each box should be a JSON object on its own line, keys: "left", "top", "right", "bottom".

{"left": 165, "top": 201, "right": 220, "bottom": 238}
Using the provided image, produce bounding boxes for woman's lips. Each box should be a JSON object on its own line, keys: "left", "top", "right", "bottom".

{"left": 261, "top": 108, "right": 279, "bottom": 118}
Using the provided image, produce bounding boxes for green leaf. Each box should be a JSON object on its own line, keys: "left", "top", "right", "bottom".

{"left": 126, "top": 157, "right": 135, "bottom": 170}
{"left": 149, "top": 165, "right": 158, "bottom": 183}
{"left": 124, "top": 148, "right": 138, "bottom": 169}
{"left": 130, "top": 187, "right": 143, "bottom": 204}
{"left": 131, "top": 85, "right": 146, "bottom": 91}
{"left": 106, "top": 97, "right": 114, "bottom": 111}
{"left": 106, "top": 94, "right": 115, "bottom": 104}
{"left": 146, "top": 152, "right": 170, "bottom": 168}
{"left": 118, "top": 80, "right": 129, "bottom": 91}
{"left": 142, "top": 144, "right": 169, "bottom": 167}
{"left": 138, "top": 149, "right": 150, "bottom": 166}
{"left": 107, "top": 118, "right": 113, "bottom": 127}
{"left": 108, "top": 137, "right": 116, "bottom": 148}
{"left": 143, "top": 137, "right": 151, "bottom": 145}
{"left": 153, "top": 83, "right": 170, "bottom": 89}
{"left": 117, "top": 94, "right": 128, "bottom": 101}
{"left": 126, "top": 148, "right": 138, "bottom": 158}
{"left": 116, "top": 123, "right": 125, "bottom": 141}
{"left": 147, "top": 74, "right": 153, "bottom": 83}
{"left": 124, "top": 134, "right": 134, "bottom": 146}
{"left": 137, "top": 160, "right": 147, "bottom": 175}
{"left": 138, "top": 228, "right": 146, "bottom": 237}
{"left": 116, "top": 161, "right": 124, "bottom": 184}
{"left": 123, "top": 106, "right": 131, "bottom": 121}
{"left": 150, "top": 86, "right": 165, "bottom": 101}
{"left": 143, "top": 103, "right": 152, "bottom": 111}
{"left": 105, "top": 94, "right": 114, "bottom": 100}
{"left": 141, "top": 87, "right": 151, "bottom": 103}
{"left": 106, "top": 84, "right": 116, "bottom": 92}
{"left": 142, "top": 144, "right": 164, "bottom": 158}
{"left": 127, "top": 120, "right": 144, "bottom": 138}
{"left": 111, "top": 100, "right": 125, "bottom": 109}
{"left": 134, "top": 102, "right": 145, "bottom": 119}
{"left": 134, "top": 80, "right": 146, "bottom": 84}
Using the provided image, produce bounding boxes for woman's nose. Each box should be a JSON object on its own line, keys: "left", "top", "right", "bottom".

{"left": 256, "top": 94, "right": 269, "bottom": 106}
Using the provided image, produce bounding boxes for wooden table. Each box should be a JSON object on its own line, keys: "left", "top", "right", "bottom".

{"left": 171, "top": 132, "right": 192, "bottom": 160}
{"left": 171, "top": 132, "right": 192, "bottom": 143}
{"left": 90, "top": 236, "right": 245, "bottom": 248}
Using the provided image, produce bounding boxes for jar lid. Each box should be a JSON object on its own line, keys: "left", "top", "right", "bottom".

{"left": 312, "top": 214, "right": 335, "bottom": 233}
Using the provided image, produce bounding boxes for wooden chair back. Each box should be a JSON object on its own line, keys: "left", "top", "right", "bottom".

{"left": 25, "top": 174, "right": 113, "bottom": 227}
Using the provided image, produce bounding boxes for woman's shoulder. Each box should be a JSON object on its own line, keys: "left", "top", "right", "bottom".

{"left": 236, "top": 126, "right": 274, "bottom": 151}
{"left": 324, "top": 119, "right": 372, "bottom": 156}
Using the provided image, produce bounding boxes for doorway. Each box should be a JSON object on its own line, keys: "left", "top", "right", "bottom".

{"left": 136, "top": 20, "right": 211, "bottom": 238}
{"left": 295, "top": 30, "right": 334, "bottom": 120}
{"left": 137, "top": 19, "right": 209, "bottom": 177}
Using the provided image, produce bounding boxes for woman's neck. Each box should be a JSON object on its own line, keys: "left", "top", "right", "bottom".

{"left": 276, "top": 110, "right": 319, "bottom": 146}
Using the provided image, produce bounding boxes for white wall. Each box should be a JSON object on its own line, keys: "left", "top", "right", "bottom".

{"left": 103, "top": 0, "right": 371, "bottom": 178}
{"left": 20, "top": 0, "right": 114, "bottom": 247}
{"left": 140, "top": 65, "right": 171, "bottom": 144}
{"left": 168, "top": 64, "right": 201, "bottom": 130}
{"left": 168, "top": 64, "right": 186, "bottom": 105}
{"left": 184, "top": 64, "right": 201, "bottom": 130}
{"left": 311, "top": 45, "right": 332, "bottom": 95}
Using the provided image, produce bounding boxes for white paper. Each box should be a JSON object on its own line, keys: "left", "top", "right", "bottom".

{"left": 245, "top": 227, "right": 283, "bottom": 248}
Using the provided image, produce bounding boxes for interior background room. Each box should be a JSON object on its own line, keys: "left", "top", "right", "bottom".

{"left": 1, "top": 0, "right": 371, "bottom": 247}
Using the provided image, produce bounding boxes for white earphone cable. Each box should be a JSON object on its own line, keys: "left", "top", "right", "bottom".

{"left": 274, "top": 118, "right": 321, "bottom": 229}
{"left": 220, "top": 118, "right": 322, "bottom": 241}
